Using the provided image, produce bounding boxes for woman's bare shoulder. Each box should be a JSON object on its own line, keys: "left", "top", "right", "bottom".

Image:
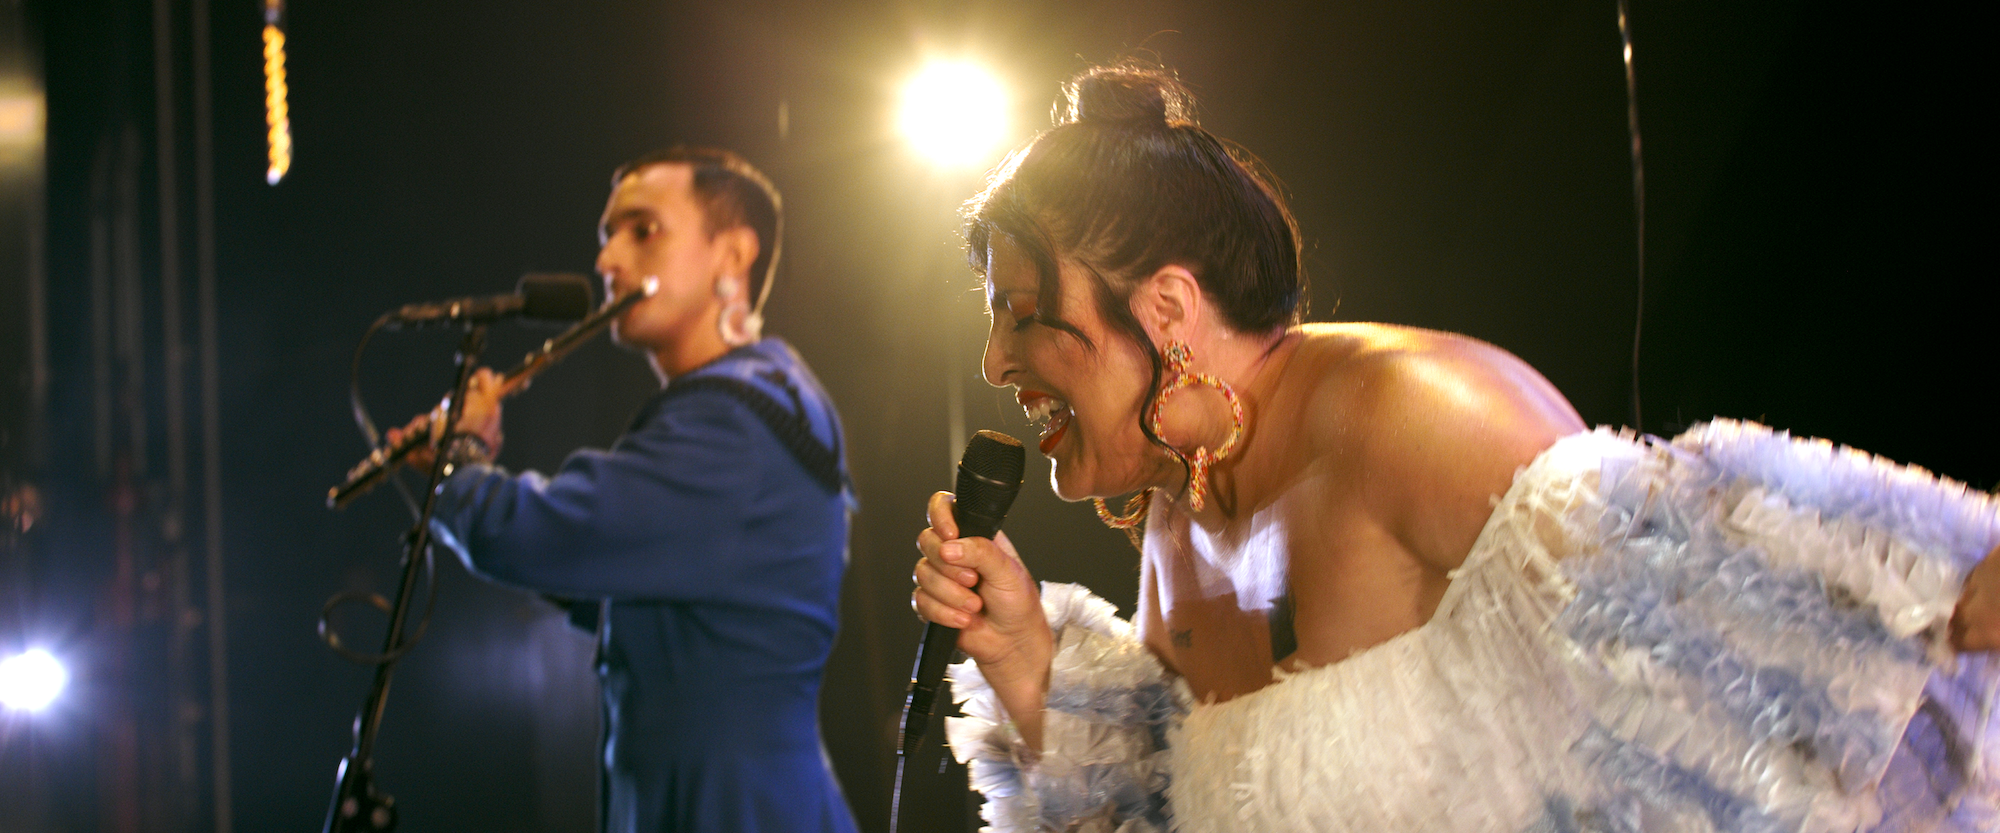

{"left": 1292, "top": 321, "right": 1530, "bottom": 366}
{"left": 1286, "top": 323, "right": 1582, "bottom": 460}
{"left": 1282, "top": 324, "right": 1583, "bottom": 571}
{"left": 1288, "top": 322, "right": 1566, "bottom": 408}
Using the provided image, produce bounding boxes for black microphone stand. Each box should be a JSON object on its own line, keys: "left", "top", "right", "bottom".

{"left": 891, "top": 642, "right": 959, "bottom": 833}
{"left": 322, "top": 324, "right": 489, "bottom": 833}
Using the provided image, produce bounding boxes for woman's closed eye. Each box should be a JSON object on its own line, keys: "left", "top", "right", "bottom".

{"left": 1003, "top": 293, "right": 1040, "bottom": 330}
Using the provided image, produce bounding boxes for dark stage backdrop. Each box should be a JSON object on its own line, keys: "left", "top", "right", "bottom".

{"left": 7, "top": 0, "right": 1985, "bottom": 831}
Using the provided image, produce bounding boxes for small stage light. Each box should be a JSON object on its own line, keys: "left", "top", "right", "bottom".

{"left": 897, "top": 61, "right": 1008, "bottom": 169}
{"left": 0, "top": 649, "right": 68, "bottom": 712}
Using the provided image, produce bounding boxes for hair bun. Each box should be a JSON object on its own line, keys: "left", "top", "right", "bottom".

{"left": 1061, "top": 63, "right": 1196, "bottom": 128}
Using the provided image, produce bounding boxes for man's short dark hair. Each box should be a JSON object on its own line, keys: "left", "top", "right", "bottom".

{"left": 613, "top": 146, "right": 783, "bottom": 312}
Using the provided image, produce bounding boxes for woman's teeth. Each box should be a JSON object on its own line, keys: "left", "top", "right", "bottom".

{"left": 1025, "top": 397, "right": 1065, "bottom": 424}
{"left": 1036, "top": 405, "right": 1072, "bottom": 455}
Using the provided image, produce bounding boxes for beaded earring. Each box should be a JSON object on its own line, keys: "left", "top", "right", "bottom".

{"left": 1148, "top": 339, "right": 1243, "bottom": 512}
{"left": 1092, "top": 488, "right": 1153, "bottom": 550}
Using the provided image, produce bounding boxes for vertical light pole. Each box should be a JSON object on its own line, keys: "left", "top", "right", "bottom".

{"left": 895, "top": 60, "right": 1010, "bottom": 479}
{"left": 890, "top": 59, "right": 1014, "bottom": 833}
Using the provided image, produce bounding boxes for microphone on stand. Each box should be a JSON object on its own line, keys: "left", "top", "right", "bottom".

{"left": 899, "top": 430, "right": 1026, "bottom": 758}
{"left": 330, "top": 278, "right": 658, "bottom": 509}
{"left": 383, "top": 272, "right": 594, "bottom": 329}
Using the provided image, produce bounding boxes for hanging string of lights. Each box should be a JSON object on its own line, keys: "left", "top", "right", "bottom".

{"left": 262, "top": 0, "right": 291, "bottom": 185}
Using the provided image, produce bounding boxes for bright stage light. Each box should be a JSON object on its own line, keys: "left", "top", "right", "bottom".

{"left": 0, "top": 648, "right": 69, "bottom": 712}
{"left": 897, "top": 61, "right": 1008, "bottom": 168}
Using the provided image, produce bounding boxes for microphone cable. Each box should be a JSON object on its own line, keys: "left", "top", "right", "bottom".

{"left": 1618, "top": 0, "right": 1649, "bottom": 433}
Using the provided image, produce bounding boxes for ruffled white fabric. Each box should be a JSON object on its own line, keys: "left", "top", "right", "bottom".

{"left": 951, "top": 421, "right": 2000, "bottom": 833}
{"left": 947, "top": 583, "right": 1193, "bottom": 833}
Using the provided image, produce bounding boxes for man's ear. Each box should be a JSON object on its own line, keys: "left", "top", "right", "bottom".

{"left": 1130, "top": 264, "right": 1203, "bottom": 342}
{"left": 714, "top": 225, "right": 760, "bottom": 283}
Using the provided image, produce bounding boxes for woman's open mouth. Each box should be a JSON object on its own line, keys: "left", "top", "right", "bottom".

{"left": 1020, "top": 391, "right": 1072, "bottom": 456}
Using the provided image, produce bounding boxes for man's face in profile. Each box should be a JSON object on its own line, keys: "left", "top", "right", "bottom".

{"left": 594, "top": 162, "right": 734, "bottom": 354}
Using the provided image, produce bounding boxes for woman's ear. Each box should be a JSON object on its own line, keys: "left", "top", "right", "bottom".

{"left": 1130, "top": 264, "right": 1204, "bottom": 341}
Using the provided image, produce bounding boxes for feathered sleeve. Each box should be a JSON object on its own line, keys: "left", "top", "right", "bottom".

{"left": 1547, "top": 421, "right": 2000, "bottom": 832}
{"left": 944, "top": 582, "right": 1192, "bottom": 833}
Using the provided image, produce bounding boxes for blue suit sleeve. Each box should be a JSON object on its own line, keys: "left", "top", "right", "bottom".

{"left": 430, "top": 388, "right": 766, "bottom": 600}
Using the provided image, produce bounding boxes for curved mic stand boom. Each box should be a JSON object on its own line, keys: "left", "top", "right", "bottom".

{"left": 319, "top": 282, "right": 652, "bottom": 832}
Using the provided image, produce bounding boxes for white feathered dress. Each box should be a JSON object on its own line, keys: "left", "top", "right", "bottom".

{"left": 946, "top": 421, "right": 2000, "bottom": 833}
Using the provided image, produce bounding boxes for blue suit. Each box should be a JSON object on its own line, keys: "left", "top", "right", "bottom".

{"left": 432, "top": 338, "right": 859, "bottom": 833}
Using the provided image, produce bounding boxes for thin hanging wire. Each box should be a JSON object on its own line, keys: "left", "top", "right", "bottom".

{"left": 1618, "top": 0, "right": 1647, "bottom": 432}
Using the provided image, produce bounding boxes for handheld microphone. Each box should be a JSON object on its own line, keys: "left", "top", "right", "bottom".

{"left": 383, "top": 272, "right": 594, "bottom": 329}
{"left": 899, "top": 430, "right": 1025, "bottom": 758}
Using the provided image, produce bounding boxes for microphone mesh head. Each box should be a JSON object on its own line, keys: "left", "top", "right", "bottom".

{"left": 518, "top": 273, "right": 595, "bottom": 323}
{"left": 962, "top": 430, "right": 1025, "bottom": 486}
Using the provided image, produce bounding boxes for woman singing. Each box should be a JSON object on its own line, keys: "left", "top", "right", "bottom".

{"left": 911, "top": 63, "right": 1999, "bottom": 832}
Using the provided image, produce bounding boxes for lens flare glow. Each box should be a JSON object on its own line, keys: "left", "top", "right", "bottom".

{"left": 0, "top": 94, "right": 41, "bottom": 143}
{"left": 0, "top": 649, "right": 68, "bottom": 712}
{"left": 897, "top": 61, "right": 1008, "bottom": 168}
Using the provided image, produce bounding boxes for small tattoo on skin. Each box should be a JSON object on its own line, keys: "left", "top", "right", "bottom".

{"left": 1171, "top": 629, "right": 1193, "bottom": 649}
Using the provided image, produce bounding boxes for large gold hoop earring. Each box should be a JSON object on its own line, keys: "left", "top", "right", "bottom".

{"left": 1147, "top": 339, "right": 1244, "bottom": 512}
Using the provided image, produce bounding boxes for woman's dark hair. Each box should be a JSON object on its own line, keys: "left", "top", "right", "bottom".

{"left": 964, "top": 62, "right": 1304, "bottom": 495}
{"left": 614, "top": 146, "right": 783, "bottom": 314}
